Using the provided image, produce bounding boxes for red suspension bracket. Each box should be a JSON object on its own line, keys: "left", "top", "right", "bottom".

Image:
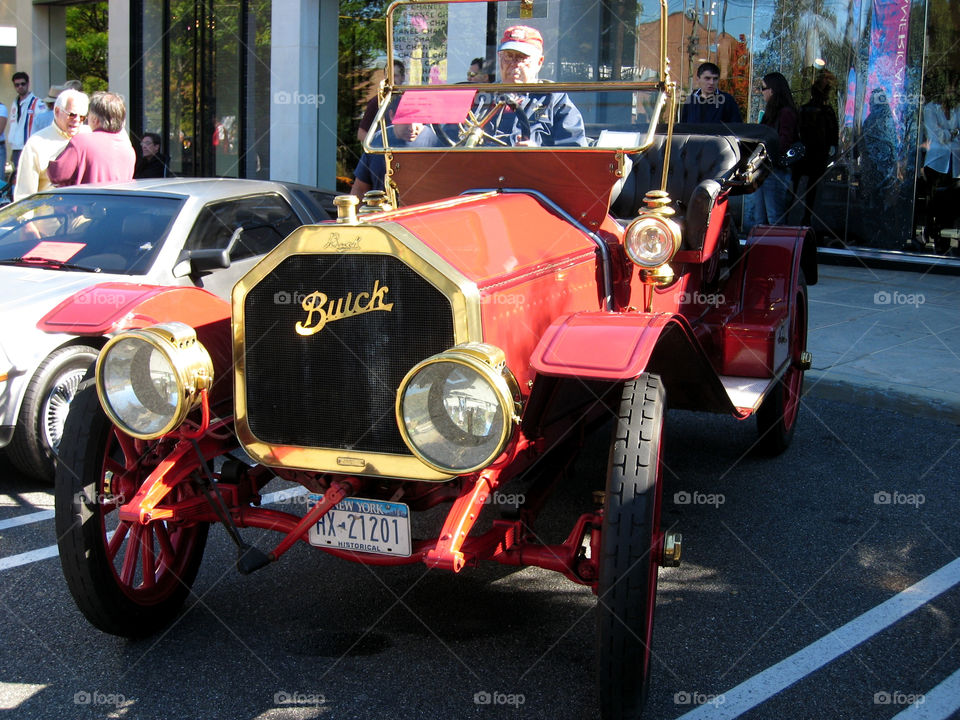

{"left": 268, "top": 478, "right": 357, "bottom": 561}
{"left": 424, "top": 471, "right": 498, "bottom": 572}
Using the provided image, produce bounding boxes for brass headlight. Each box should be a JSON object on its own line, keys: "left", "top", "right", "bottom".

{"left": 396, "top": 343, "right": 520, "bottom": 474}
{"left": 624, "top": 215, "right": 682, "bottom": 268}
{"left": 96, "top": 322, "right": 213, "bottom": 439}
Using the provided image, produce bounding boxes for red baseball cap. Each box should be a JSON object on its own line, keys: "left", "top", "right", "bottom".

{"left": 499, "top": 25, "right": 543, "bottom": 56}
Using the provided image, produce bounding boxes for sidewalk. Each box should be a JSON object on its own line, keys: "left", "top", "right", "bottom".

{"left": 804, "top": 262, "right": 960, "bottom": 424}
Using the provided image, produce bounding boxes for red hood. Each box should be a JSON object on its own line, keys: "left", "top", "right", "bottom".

{"left": 387, "top": 192, "right": 598, "bottom": 289}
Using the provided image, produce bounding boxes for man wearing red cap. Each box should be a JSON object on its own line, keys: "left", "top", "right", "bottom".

{"left": 495, "top": 25, "right": 587, "bottom": 147}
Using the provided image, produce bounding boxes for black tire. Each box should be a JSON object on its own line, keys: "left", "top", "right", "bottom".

{"left": 756, "top": 270, "right": 808, "bottom": 454}
{"left": 597, "top": 375, "right": 665, "bottom": 719}
{"left": 55, "top": 377, "right": 208, "bottom": 637}
{"left": 8, "top": 344, "right": 99, "bottom": 482}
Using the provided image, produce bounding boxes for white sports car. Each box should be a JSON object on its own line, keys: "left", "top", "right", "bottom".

{"left": 0, "top": 178, "right": 335, "bottom": 481}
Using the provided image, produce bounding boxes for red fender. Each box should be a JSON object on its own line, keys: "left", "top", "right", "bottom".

{"left": 38, "top": 282, "right": 233, "bottom": 403}
{"left": 721, "top": 225, "right": 811, "bottom": 377}
{"left": 529, "top": 310, "right": 741, "bottom": 415}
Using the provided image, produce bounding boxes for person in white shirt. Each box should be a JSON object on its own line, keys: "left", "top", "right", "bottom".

{"left": 31, "top": 85, "right": 62, "bottom": 133}
{"left": 7, "top": 72, "right": 43, "bottom": 175}
{"left": 13, "top": 89, "right": 90, "bottom": 201}
{"left": 921, "top": 85, "right": 960, "bottom": 254}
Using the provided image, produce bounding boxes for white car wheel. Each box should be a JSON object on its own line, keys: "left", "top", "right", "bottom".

{"left": 8, "top": 344, "right": 99, "bottom": 482}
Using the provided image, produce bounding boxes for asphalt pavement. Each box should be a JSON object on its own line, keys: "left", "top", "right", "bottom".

{"left": 804, "top": 257, "right": 960, "bottom": 425}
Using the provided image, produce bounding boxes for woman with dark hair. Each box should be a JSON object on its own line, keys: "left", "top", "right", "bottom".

{"left": 745, "top": 71, "right": 799, "bottom": 228}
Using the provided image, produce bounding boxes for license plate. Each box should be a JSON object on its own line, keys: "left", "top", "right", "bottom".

{"left": 307, "top": 495, "right": 412, "bottom": 557}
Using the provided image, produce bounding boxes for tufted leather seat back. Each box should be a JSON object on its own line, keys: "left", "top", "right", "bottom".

{"left": 609, "top": 131, "right": 741, "bottom": 251}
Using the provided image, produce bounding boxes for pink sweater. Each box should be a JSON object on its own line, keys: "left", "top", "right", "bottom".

{"left": 47, "top": 129, "right": 137, "bottom": 186}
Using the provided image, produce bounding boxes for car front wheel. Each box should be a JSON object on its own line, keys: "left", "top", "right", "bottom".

{"left": 597, "top": 374, "right": 665, "bottom": 719}
{"left": 8, "top": 344, "right": 99, "bottom": 482}
{"left": 55, "top": 376, "right": 208, "bottom": 637}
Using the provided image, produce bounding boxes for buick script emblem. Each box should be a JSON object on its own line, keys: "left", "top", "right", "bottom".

{"left": 295, "top": 280, "right": 394, "bottom": 336}
{"left": 323, "top": 232, "right": 361, "bottom": 252}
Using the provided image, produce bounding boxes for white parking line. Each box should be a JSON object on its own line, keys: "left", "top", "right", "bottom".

{"left": 0, "top": 544, "right": 59, "bottom": 572}
{"left": 0, "top": 510, "right": 54, "bottom": 531}
{"left": 0, "top": 489, "right": 307, "bottom": 572}
{"left": 0, "top": 530, "right": 119, "bottom": 573}
{"left": 890, "top": 667, "right": 960, "bottom": 720}
{"left": 676, "top": 555, "right": 960, "bottom": 720}
{"left": 0, "top": 487, "right": 304, "bottom": 533}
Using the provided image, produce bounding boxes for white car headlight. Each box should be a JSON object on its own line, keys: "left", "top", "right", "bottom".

{"left": 624, "top": 215, "right": 681, "bottom": 268}
{"left": 96, "top": 322, "right": 213, "bottom": 439}
{"left": 396, "top": 344, "right": 520, "bottom": 474}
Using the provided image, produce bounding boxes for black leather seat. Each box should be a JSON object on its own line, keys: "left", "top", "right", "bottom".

{"left": 610, "top": 131, "right": 741, "bottom": 252}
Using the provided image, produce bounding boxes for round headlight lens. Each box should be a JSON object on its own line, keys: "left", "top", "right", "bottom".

{"left": 101, "top": 337, "right": 180, "bottom": 435}
{"left": 96, "top": 323, "right": 213, "bottom": 439}
{"left": 624, "top": 216, "right": 681, "bottom": 267}
{"left": 397, "top": 345, "right": 518, "bottom": 474}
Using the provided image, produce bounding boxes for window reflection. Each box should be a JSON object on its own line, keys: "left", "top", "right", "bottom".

{"left": 136, "top": 0, "right": 271, "bottom": 180}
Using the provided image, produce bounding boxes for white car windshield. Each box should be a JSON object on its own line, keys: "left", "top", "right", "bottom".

{"left": 0, "top": 193, "right": 182, "bottom": 274}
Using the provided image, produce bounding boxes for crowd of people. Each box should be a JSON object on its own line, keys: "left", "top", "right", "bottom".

{"left": 347, "top": 41, "right": 834, "bottom": 229}
{"left": 349, "top": 45, "right": 954, "bottom": 252}
{"left": 3, "top": 72, "right": 170, "bottom": 203}
{"left": 675, "top": 62, "right": 840, "bottom": 234}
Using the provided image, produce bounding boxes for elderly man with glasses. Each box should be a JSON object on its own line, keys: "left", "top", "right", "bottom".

{"left": 493, "top": 25, "right": 587, "bottom": 147}
{"left": 48, "top": 92, "right": 136, "bottom": 187}
{"left": 13, "top": 89, "right": 90, "bottom": 201}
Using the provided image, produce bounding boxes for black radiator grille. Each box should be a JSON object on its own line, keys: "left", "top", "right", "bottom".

{"left": 243, "top": 253, "right": 455, "bottom": 454}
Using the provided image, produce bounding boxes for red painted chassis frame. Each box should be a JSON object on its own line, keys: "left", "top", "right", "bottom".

{"left": 113, "top": 407, "right": 607, "bottom": 588}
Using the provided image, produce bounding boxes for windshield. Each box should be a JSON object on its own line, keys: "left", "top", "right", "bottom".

{"left": 0, "top": 193, "right": 182, "bottom": 274}
{"left": 367, "top": 0, "right": 666, "bottom": 152}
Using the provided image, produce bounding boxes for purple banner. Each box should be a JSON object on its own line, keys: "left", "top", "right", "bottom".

{"left": 865, "top": 0, "right": 912, "bottom": 121}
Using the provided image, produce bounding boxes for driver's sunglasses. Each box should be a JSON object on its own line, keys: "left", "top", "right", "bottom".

{"left": 500, "top": 51, "right": 537, "bottom": 66}
{"left": 59, "top": 110, "right": 86, "bottom": 121}
{"left": 467, "top": 70, "right": 484, "bottom": 78}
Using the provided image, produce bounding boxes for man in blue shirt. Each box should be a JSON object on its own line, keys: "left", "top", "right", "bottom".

{"left": 351, "top": 122, "right": 438, "bottom": 196}
{"left": 494, "top": 25, "right": 587, "bottom": 147}
{"left": 680, "top": 62, "right": 743, "bottom": 125}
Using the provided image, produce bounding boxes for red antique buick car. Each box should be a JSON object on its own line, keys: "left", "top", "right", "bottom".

{"left": 48, "top": 1, "right": 813, "bottom": 717}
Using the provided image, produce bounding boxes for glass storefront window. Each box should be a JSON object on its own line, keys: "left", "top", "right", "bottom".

{"left": 135, "top": 0, "right": 271, "bottom": 180}
{"left": 660, "top": 0, "right": 954, "bottom": 256}
{"left": 244, "top": 0, "right": 271, "bottom": 179}
{"left": 915, "top": 0, "right": 959, "bottom": 256}
{"left": 168, "top": 0, "right": 198, "bottom": 176}
{"left": 141, "top": 0, "right": 163, "bottom": 137}
{"left": 125, "top": 0, "right": 958, "bottom": 258}
{"left": 212, "top": 2, "right": 242, "bottom": 177}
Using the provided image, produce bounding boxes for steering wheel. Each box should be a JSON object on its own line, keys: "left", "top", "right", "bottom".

{"left": 432, "top": 93, "right": 533, "bottom": 147}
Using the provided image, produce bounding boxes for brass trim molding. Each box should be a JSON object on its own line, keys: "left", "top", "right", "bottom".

{"left": 232, "top": 221, "right": 483, "bottom": 481}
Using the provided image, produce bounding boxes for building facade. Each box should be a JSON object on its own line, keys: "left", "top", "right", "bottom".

{"left": 4, "top": 0, "right": 958, "bottom": 255}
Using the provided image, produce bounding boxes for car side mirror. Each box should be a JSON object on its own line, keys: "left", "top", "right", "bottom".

{"left": 175, "top": 227, "right": 243, "bottom": 277}
{"left": 186, "top": 248, "right": 232, "bottom": 274}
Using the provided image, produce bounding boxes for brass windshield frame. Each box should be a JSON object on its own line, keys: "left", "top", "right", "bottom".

{"left": 370, "top": 0, "right": 677, "bottom": 201}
